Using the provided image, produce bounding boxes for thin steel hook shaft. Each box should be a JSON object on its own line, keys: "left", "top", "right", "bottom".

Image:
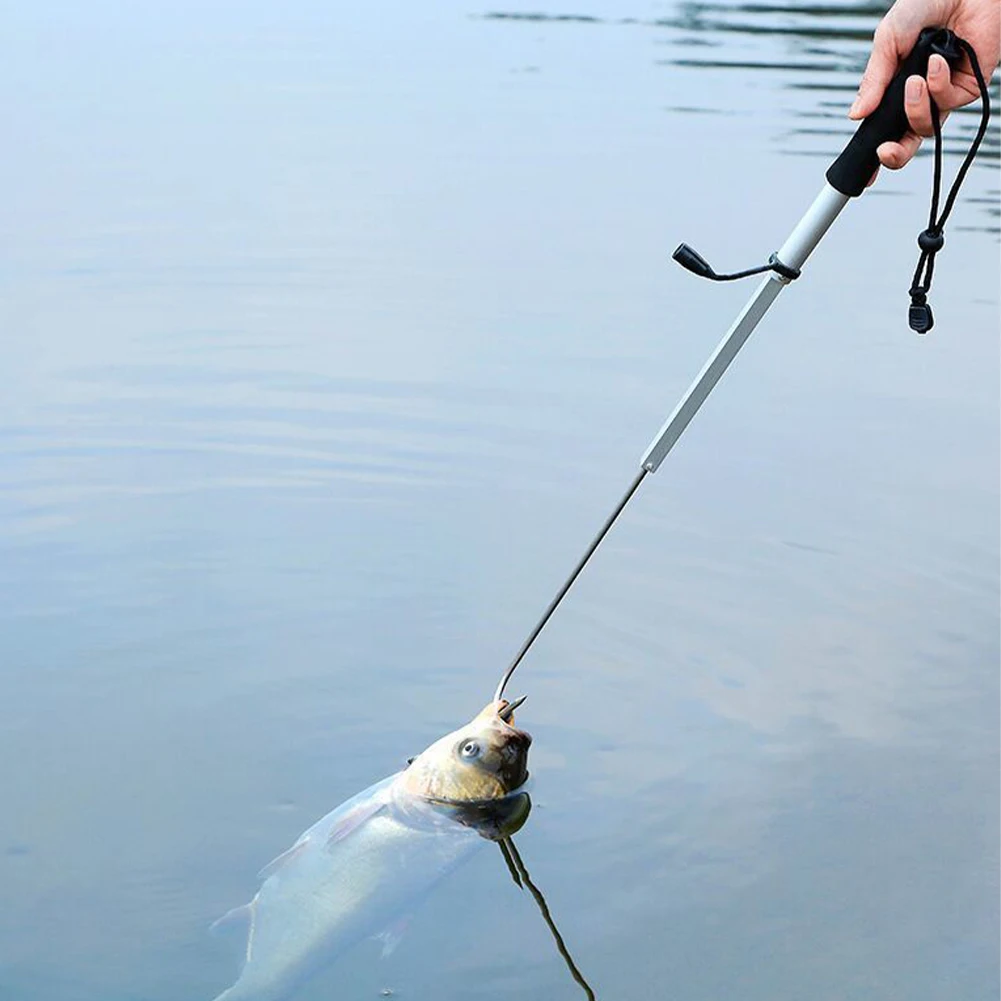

{"left": 494, "top": 468, "right": 648, "bottom": 702}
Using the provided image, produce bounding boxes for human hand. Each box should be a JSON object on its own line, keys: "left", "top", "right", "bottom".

{"left": 848, "top": 0, "right": 1000, "bottom": 173}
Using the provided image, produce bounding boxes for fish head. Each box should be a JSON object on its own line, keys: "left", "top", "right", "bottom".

{"left": 400, "top": 700, "right": 532, "bottom": 804}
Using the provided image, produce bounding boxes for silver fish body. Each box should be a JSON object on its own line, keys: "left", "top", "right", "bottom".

{"left": 210, "top": 701, "right": 532, "bottom": 1001}
{"left": 212, "top": 778, "right": 530, "bottom": 1001}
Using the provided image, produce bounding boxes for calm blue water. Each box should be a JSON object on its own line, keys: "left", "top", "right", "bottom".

{"left": 1, "top": 2, "right": 998, "bottom": 999}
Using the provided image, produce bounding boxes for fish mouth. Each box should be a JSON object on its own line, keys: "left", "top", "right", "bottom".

{"left": 492, "top": 697, "right": 532, "bottom": 743}
{"left": 491, "top": 698, "right": 532, "bottom": 792}
{"left": 500, "top": 755, "right": 530, "bottom": 793}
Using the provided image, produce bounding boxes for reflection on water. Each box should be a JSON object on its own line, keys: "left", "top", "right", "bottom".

{"left": 499, "top": 837, "right": 598, "bottom": 1000}
{"left": 485, "top": 2, "right": 1000, "bottom": 209}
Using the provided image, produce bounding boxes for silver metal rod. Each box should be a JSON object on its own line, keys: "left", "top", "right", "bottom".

{"left": 493, "top": 182, "right": 850, "bottom": 700}
{"left": 493, "top": 469, "right": 647, "bottom": 702}
{"left": 775, "top": 182, "right": 851, "bottom": 270}
{"left": 640, "top": 272, "right": 785, "bottom": 472}
{"left": 641, "top": 183, "right": 849, "bottom": 472}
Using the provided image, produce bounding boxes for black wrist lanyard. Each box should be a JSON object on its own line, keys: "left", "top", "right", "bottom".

{"left": 907, "top": 38, "right": 992, "bottom": 334}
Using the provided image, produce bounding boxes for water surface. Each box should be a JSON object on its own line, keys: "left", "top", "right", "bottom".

{"left": 1, "top": 2, "right": 998, "bottom": 999}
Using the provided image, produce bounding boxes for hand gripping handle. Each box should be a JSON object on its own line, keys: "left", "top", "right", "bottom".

{"left": 826, "top": 27, "right": 963, "bottom": 197}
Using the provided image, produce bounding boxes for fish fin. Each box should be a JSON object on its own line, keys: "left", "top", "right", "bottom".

{"left": 257, "top": 837, "right": 312, "bottom": 880}
{"left": 245, "top": 898, "right": 258, "bottom": 963}
{"left": 209, "top": 902, "right": 254, "bottom": 936}
{"left": 210, "top": 897, "right": 258, "bottom": 965}
{"left": 325, "top": 799, "right": 387, "bottom": 849}
{"left": 374, "top": 913, "right": 412, "bottom": 958}
{"left": 258, "top": 780, "right": 393, "bottom": 875}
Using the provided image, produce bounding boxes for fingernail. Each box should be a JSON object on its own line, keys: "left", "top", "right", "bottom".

{"left": 905, "top": 77, "right": 922, "bottom": 104}
{"left": 848, "top": 96, "right": 861, "bottom": 117}
{"left": 929, "top": 56, "right": 943, "bottom": 76}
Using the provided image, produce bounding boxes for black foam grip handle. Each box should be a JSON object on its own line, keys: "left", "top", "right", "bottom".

{"left": 826, "top": 27, "right": 963, "bottom": 197}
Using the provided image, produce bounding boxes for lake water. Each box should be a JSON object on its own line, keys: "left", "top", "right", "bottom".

{"left": 1, "top": 2, "right": 998, "bottom": 999}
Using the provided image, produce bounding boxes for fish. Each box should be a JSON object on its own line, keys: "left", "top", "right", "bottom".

{"left": 209, "top": 699, "right": 532, "bottom": 1001}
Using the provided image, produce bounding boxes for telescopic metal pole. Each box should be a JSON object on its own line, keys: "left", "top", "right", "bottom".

{"left": 639, "top": 184, "right": 848, "bottom": 472}
{"left": 493, "top": 27, "right": 964, "bottom": 703}
{"left": 493, "top": 184, "right": 847, "bottom": 703}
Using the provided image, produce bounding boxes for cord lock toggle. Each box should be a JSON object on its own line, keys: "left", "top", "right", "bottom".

{"left": 917, "top": 229, "right": 944, "bottom": 253}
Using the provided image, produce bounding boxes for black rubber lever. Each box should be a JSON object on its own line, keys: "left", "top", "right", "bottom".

{"left": 826, "top": 27, "right": 963, "bottom": 197}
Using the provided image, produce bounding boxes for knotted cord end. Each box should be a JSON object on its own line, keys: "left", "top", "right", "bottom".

{"left": 908, "top": 295, "right": 934, "bottom": 334}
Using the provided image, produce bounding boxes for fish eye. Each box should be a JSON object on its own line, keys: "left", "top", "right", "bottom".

{"left": 459, "top": 739, "right": 481, "bottom": 760}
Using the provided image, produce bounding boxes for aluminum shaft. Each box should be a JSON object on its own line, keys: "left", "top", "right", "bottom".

{"left": 494, "top": 182, "right": 851, "bottom": 701}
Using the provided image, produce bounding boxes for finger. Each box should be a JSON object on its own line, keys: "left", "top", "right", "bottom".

{"left": 904, "top": 74, "right": 934, "bottom": 137}
{"left": 925, "top": 53, "right": 952, "bottom": 106}
{"left": 924, "top": 55, "right": 973, "bottom": 115}
{"left": 850, "top": 23, "right": 901, "bottom": 119}
{"left": 943, "top": 68, "right": 984, "bottom": 108}
{"left": 877, "top": 132, "right": 922, "bottom": 170}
